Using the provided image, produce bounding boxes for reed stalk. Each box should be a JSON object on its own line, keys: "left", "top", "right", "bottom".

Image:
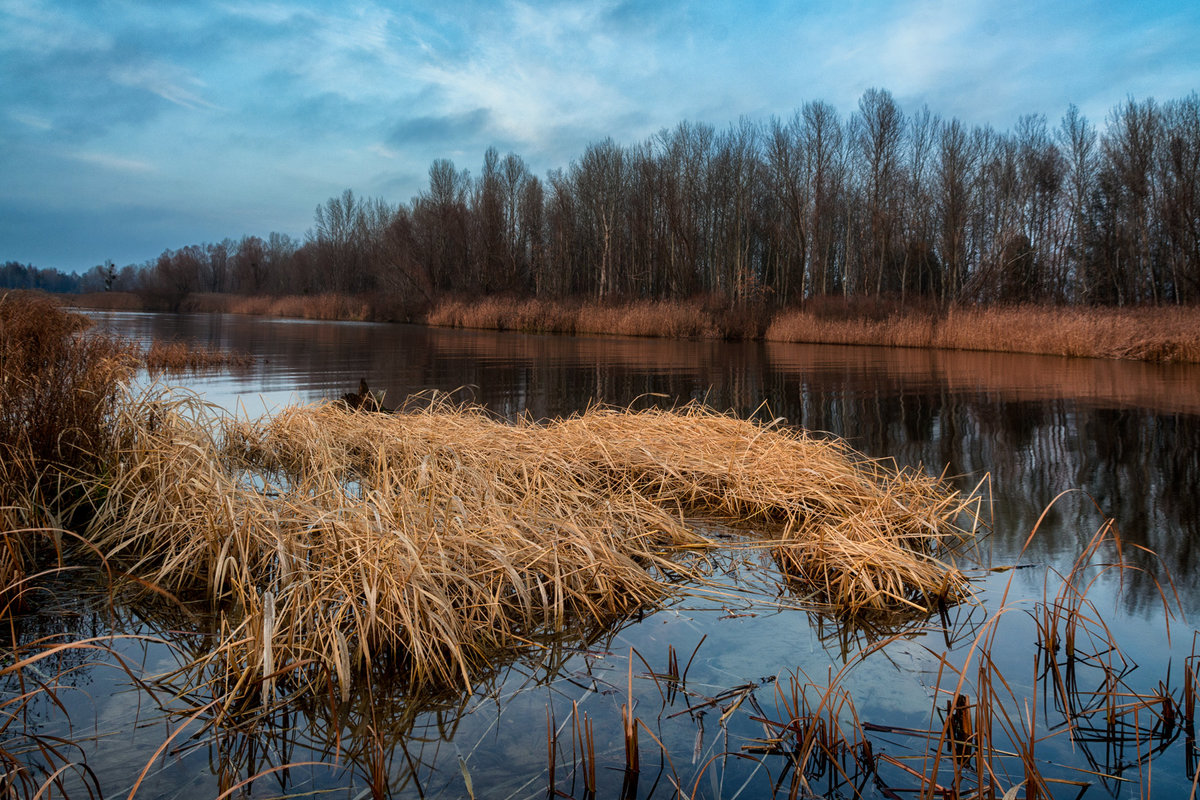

{"left": 82, "top": 393, "right": 977, "bottom": 700}
{"left": 144, "top": 340, "right": 253, "bottom": 373}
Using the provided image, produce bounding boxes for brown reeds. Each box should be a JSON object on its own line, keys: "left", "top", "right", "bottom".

{"left": 0, "top": 293, "right": 135, "bottom": 489}
{"left": 67, "top": 289, "right": 1200, "bottom": 361}
{"left": 548, "top": 404, "right": 980, "bottom": 615}
{"left": 861, "top": 510, "right": 1184, "bottom": 800}
{"left": 426, "top": 294, "right": 774, "bottom": 340}
{"left": 184, "top": 292, "right": 424, "bottom": 323}
{"left": 144, "top": 340, "right": 253, "bottom": 374}
{"left": 1, "top": 293, "right": 135, "bottom": 599}
{"left": 81, "top": 393, "right": 975, "bottom": 700}
{"left": 768, "top": 302, "right": 1200, "bottom": 363}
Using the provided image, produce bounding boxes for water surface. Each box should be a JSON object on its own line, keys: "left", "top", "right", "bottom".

{"left": 36, "top": 310, "right": 1200, "bottom": 797}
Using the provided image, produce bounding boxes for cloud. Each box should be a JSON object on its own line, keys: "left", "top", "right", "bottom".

{"left": 388, "top": 108, "right": 493, "bottom": 146}
{"left": 68, "top": 151, "right": 156, "bottom": 173}
{"left": 3, "top": 0, "right": 1200, "bottom": 274}
{"left": 109, "top": 61, "right": 220, "bottom": 111}
{"left": 10, "top": 111, "right": 52, "bottom": 130}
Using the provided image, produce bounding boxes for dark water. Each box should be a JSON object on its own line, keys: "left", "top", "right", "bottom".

{"left": 20, "top": 311, "right": 1200, "bottom": 798}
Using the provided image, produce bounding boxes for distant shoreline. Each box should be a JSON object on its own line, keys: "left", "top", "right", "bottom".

{"left": 62, "top": 290, "right": 1200, "bottom": 364}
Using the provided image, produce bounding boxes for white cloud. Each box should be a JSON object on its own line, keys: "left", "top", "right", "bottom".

{"left": 69, "top": 150, "right": 156, "bottom": 173}
{"left": 11, "top": 110, "right": 52, "bottom": 130}
{"left": 0, "top": 0, "right": 112, "bottom": 53}
{"left": 109, "top": 61, "right": 221, "bottom": 111}
{"left": 369, "top": 142, "right": 400, "bottom": 159}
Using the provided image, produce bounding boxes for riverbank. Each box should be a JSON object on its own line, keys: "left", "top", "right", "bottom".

{"left": 66, "top": 291, "right": 1200, "bottom": 363}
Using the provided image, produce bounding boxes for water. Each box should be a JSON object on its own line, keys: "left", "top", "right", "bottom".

{"left": 17, "top": 310, "right": 1200, "bottom": 798}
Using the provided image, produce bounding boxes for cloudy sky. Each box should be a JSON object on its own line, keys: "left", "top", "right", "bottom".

{"left": 2, "top": 0, "right": 1198, "bottom": 273}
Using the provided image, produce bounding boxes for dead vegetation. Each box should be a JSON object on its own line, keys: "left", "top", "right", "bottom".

{"left": 767, "top": 302, "right": 1200, "bottom": 363}
{"left": 79, "top": 394, "right": 977, "bottom": 699}
{"left": 536, "top": 512, "right": 1186, "bottom": 800}
{"left": 2, "top": 293, "right": 1193, "bottom": 798}
{"left": 144, "top": 339, "right": 254, "bottom": 373}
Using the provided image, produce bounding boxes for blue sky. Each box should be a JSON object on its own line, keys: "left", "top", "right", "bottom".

{"left": 2, "top": 0, "right": 1198, "bottom": 273}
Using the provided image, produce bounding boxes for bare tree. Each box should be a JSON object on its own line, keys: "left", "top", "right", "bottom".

{"left": 1058, "top": 104, "right": 1097, "bottom": 301}
{"left": 1102, "top": 97, "right": 1161, "bottom": 303}
{"left": 800, "top": 100, "right": 847, "bottom": 297}
{"left": 902, "top": 104, "right": 941, "bottom": 299}
{"left": 936, "top": 119, "right": 976, "bottom": 303}
{"left": 853, "top": 88, "right": 906, "bottom": 296}
{"left": 1158, "top": 93, "right": 1200, "bottom": 301}
{"left": 572, "top": 138, "right": 628, "bottom": 299}
{"left": 414, "top": 159, "right": 472, "bottom": 292}
{"left": 764, "top": 113, "right": 808, "bottom": 301}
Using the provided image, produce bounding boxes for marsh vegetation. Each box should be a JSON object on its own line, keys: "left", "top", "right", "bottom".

{"left": 2, "top": 299, "right": 1198, "bottom": 797}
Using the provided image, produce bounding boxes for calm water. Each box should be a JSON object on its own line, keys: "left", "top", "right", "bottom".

{"left": 21, "top": 311, "right": 1200, "bottom": 798}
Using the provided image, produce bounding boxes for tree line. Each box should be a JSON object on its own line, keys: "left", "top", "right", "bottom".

{"left": 26, "top": 88, "right": 1200, "bottom": 310}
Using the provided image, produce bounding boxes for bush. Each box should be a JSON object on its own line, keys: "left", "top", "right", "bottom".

{"left": 0, "top": 292, "right": 134, "bottom": 494}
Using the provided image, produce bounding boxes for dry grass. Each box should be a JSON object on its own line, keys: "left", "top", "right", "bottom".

{"left": 0, "top": 292, "right": 135, "bottom": 596}
{"left": 82, "top": 394, "right": 976, "bottom": 699}
{"left": 144, "top": 340, "right": 254, "bottom": 373}
{"left": 0, "top": 293, "right": 135, "bottom": 483}
{"left": 63, "top": 291, "right": 143, "bottom": 311}
{"left": 65, "top": 290, "right": 1200, "bottom": 361}
{"left": 182, "top": 292, "right": 425, "bottom": 323}
{"left": 940, "top": 304, "right": 1200, "bottom": 361}
{"left": 426, "top": 296, "right": 767, "bottom": 339}
{"left": 768, "top": 302, "right": 1200, "bottom": 362}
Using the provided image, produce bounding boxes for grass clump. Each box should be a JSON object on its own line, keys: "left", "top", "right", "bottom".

{"left": 0, "top": 293, "right": 134, "bottom": 488}
{"left": 0, "top": 293, "right": 134, "bottom": 597}
{"left": 144, "top": 339, "right": 253, "bottom": 373}
{"left": 84, "top": 395, "right": 977, "bottom": 698}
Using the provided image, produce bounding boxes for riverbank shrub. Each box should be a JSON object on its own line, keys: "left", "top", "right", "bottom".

{"left": 0, "top": 292, "right": 135, "bottom": 598}
{"left": 66, "top": 291, "right": 1200, "bottom": 362}
{"left": 0, "top": 293, "right": 134, "bottom": 493}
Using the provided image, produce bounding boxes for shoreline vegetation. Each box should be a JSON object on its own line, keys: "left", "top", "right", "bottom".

{"left": 4, "top": 294, "right": 978, "bottom": 691}
{"left": 69, "top": 289, "right": 1200, "bottom": 362}
{"left": 3, "top": 292, "right": 1193, "bottom": 797}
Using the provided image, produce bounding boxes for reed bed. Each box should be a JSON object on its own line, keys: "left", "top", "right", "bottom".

{"left": 67, "top": 290, "right": 1200, "bottom": 361}
{"left": 1, "top": 293, "right": 135, "bottom": 600}
{"left": 144, "top": 340, "right": 254, "bottom": 373}
{"left": 0, "top": 293, "right": 135, "bottom": 487}
{"left": 81, "top": 395, "right": 975, "bottom": 699}
{"left": 768, "top": 303, "right": 1200, "bottom": 363}
{"left": 424, "top": 296, "right": 765, "bottom": 339}
{"left": 547, "top": 405, "right": 979, "bottom": 614}
{"left": 183, "top": 292, "right": 423, "bottom": 323}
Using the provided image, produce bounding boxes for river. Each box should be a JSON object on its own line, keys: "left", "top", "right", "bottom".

{"left": 20, "top": 310, "right": 1200, "bottom": 798}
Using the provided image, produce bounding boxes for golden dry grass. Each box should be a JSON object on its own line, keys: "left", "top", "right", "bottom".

{"left": 63, "top": 291, "right": 144, "bottom": 311}
{"left": 426, "top": 296, "right": 732, "bottom": 338}
{"left": 144, "top": 340, "right": 254, "bottom": 373}
{"left": 66, "top": 290, "right": 1200, "bottom": 361}
{"left": 767, "top": 303, "right": 1200, "bottom": 362}
{"left": 1, "top": 293, "right": 136, "bottom": 600}
{"left": 220, "top": 292, "right": 375, "bottom": 321}
{"left": 83, "top": 393, "right": 977, "bottom": 699}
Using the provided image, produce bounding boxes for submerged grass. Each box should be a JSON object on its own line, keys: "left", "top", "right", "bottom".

{"left": 80, "top": 394, "right": 977, "bottom": 699}
{"left": 7, "top": 292, "right": 1194, "bottom": 797}
{"left": 144, "top": 340, "right": 254, "bottom": 374}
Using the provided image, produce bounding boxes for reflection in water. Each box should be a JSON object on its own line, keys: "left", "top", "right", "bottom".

{"left": 86, "top": 311, "right": 1200, "bottom": 615}
{"left": 58, "top": 310, "right": 1199, "bottom": 797}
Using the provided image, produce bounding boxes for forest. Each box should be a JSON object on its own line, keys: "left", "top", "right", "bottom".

{"left": 19, "top": 89, "right": 1200, "bottom": 313}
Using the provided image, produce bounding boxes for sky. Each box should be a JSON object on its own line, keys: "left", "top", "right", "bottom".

{"left": 2, "top": 0, "right": 1198, "bottom": 274}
